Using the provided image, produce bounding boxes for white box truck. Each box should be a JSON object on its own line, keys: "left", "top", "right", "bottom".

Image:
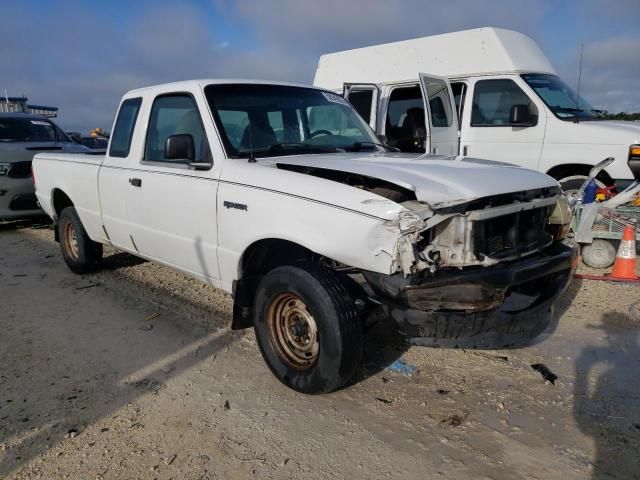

{"left": 314, "top": 27, "right": 640, "bottom": 193}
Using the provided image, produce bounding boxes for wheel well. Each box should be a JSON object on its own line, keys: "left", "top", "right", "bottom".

{"left": 231, "top": 239, "right": 316, "bottom": 330}
{"left": 52, "top": 189, "right": 74, "bottom": 217}
{"left": 546, "top": 163, "right": 613, "bottom": 185}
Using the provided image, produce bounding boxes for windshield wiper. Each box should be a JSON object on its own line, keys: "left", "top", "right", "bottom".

{"left": 347, "top": 141, "right": 400, "bottom": 152}
{"left": 554, "top": 107, "right": 585, "bottom": 113}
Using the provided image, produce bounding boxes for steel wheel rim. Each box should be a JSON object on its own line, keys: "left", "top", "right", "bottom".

{"left": 64, "top": 222, "right": 79, "bottom": 261}
{"left": 267, "top": 293, "right": 319, "bottom": 370}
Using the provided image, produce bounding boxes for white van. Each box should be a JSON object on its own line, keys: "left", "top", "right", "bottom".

{"left": 314, "top": 27, "right": 640, "bottom": 192}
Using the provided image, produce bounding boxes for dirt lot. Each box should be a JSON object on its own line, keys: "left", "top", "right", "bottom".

{"left": 1, "top": 222, "right": 639, "bottom": 480}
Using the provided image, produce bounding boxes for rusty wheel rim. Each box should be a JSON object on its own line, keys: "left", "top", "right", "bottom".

{"left": 267, "top": 293, "right": 319, "bottom": 370}
{"left": 63, "top": 221, "right": 79, "bottom": 261}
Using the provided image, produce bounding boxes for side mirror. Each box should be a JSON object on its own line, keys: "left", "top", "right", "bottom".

{"left": 165, "top": 134, "right": 195, "bottom": 161}
{"left": 509, "top": 104, "right": 531, "bottom": 126}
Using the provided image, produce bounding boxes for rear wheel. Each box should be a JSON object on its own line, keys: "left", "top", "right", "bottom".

{"left": 253, "top": 263, "right": 362, "bottom": 394}
{"left": 58, "top": 206, "right": 103, "bottom": 274}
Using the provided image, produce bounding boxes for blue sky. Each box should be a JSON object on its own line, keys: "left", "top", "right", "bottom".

{"left": 2, "top": 0, "right": 639, "bottom": 131}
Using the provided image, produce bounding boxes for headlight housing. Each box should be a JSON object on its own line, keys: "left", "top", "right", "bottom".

{"left": 0, "top": 163, "right": 10, "bottom": 176}
{"left": 548, "top": 195, "right": 572, "bottom": 240}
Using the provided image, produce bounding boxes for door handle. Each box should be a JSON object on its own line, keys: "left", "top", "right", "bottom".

{"left": 129, "top": 178, "right": 142, "bottom": 187}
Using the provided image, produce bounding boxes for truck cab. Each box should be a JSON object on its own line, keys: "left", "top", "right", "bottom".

{"left": 314, "top": 27, "right": 640, "bottom": 193}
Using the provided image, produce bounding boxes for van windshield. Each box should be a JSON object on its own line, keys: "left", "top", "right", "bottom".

{"left": 521, "top": 74, "right": 601, "bottom": 121}
{"left": 204, "top": 84, "right": 382, "bottom": 158}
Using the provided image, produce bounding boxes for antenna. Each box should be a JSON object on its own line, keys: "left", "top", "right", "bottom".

{"left": 576, "top": 43, "right": 584, "bottom": 109}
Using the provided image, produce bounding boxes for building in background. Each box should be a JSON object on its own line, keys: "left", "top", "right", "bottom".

{"left": 0, "top": 95, "right": 58, "bottom": 117}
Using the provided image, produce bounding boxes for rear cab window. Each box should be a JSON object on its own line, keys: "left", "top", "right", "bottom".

{"left": 109, "top": 98, "right": 142, "bottom": 158}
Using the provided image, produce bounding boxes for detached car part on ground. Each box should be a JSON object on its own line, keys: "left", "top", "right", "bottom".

{"left": 0, "top": 113, "right": 90, "bottom": 221}
{"left": 33, "top": 80, "right": 577, "bottom": 394}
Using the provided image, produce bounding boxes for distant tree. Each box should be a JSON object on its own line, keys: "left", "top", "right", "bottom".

{"left": 597, "top": 110, "right": 640, "bottom": 121}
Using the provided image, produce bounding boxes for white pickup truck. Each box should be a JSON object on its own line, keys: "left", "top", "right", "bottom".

{"left": 33, "top": 80, "right": 576, "bottom": 393}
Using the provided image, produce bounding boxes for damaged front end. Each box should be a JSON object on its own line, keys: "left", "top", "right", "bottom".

{"left": 370, "top": 190, "right": 577, "bottom": 347}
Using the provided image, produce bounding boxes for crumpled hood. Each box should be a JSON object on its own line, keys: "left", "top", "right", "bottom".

{"left": 272, "top": 152, "right": 559, "bottom": 208}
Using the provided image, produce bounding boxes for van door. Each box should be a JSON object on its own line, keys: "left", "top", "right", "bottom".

{"left": 343, "top": 83, "right": 379, "bottom": 130}
{"left": 460, "top": 77, "right": 545, "bottom": 169}
{"left": 418, "top": 73, "right": 459, "bottom": 155}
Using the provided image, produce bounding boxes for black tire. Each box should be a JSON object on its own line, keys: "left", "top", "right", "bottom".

{"left": 581, "top": 239, "right": 616, "bottom": 269}
{"left": 58, "top": 206, "right": 103, "bottom": 274}
{"left": 253, "top": 263, "right": 362, "bottom": 394}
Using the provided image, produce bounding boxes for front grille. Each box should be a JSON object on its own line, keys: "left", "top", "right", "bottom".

{"left": 473, "top": 207, "right": 553, "bottom": 260}
{"left": 9, "top": 193, "right": 39, "bottom": 211}
{"left": 7, "top": 161, "right": 32, "bottom": 178}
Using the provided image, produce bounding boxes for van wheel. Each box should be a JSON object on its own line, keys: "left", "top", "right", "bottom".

{"left": 58, "top": 206, "right": 103, "bottom": 274}
{"left": 253, "top": 263, "right": 362, "bottom": 394}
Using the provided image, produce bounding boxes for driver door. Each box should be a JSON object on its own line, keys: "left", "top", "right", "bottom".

{"left": 418, "top": 73, "right": 459, "bottom": 155}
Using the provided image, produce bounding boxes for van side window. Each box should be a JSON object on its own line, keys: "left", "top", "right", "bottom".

{"left": 385, "top": 85, "right": 425, "bottom": 153}
{"left": 109, "top": 98, "right": 141, "bottom": 158}
{"left": 144, "top": 94, "right": 211, "bottom": 163}
{"left": 348, "top": 90, "right": 373, "bottom": 124}
{"left": 471, "top": 79, "right": 536, "bottom": 126}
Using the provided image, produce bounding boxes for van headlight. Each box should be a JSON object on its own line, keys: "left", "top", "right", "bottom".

{"left": 548, "top": 195, "right": 571, "bottom": 240}
{"left": 0, "top": 163, "right": 10, "bottom": 176}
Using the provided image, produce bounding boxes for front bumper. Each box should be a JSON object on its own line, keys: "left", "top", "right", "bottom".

{"left": 364, "top": 241, "right": 578, "bottom": 347}
{"left": 0, "top": 176, "right": 43, "bottom": 220}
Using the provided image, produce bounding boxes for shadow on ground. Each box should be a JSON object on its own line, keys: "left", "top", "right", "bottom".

{"left": 574, "top": 311, "right": 640, "bottom": 479}
{"left": 0, "top": 231, "right": 239, "bottom": 477}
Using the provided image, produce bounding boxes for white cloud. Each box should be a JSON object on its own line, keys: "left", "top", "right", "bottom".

{"left": 0, "top": 0, "right": 638, "bottom": 132}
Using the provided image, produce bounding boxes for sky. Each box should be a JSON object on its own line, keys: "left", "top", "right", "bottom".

{"left": 2, "top": 0, "right": 639, "bottom": 131}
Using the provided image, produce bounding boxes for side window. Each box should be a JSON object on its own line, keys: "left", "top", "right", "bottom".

{"left": 471, "top": 79, "right": 536, "bottom": 126}
{"left": 144, "top": 94, "right": 210, "bottom": 163}
{"left": 109, "top": 98, "right": 141, "bottom": 158}
{"left": 348, "top": 89, "right": 374, "bottom": 124}
{"left": 385, "top": 85, "right": 425, "bottom": 153}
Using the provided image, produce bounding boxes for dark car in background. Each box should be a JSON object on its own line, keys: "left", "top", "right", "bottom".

{"left": 0, "top": 113, "right": 90, "bottom": 220}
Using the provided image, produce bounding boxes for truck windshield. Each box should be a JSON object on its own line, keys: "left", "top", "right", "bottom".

{"left": 204, "top": 84, "right": 381, "bottom": 158}
{"left": 0, "top": 117, "right": 64, "bottom": 142}
{"left": 521, "top": 74, "right": 600, "bottom": 121}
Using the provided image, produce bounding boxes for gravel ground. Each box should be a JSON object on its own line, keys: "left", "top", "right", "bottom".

{"left": 1, "top": 221, "right": 639, "bottom": 480}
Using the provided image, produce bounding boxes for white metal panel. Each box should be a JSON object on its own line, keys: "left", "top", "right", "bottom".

{"left": 32, "top": 153, "right": 106, "bottom": 242}
{"left": 314, "top": 27, "right": 556, "bottom": 90}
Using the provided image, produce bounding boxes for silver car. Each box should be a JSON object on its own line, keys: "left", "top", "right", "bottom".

{"left": 0, "top": 113, "right": 90, "bottom": 220}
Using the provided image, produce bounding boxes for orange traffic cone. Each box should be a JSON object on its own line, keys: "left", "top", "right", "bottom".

{"left": 608, "top": 225, "right": 638, "bottom": 280}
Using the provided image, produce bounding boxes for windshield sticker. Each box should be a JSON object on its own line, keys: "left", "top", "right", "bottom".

{"left": 30, "top": 120, "right": 50, "bottom": 126}
{"left": 321, "top": 92, "right": 350, "bottom": 106}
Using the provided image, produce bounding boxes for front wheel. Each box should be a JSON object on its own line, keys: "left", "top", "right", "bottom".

{"left": 58, "top": 206, "right": 103, "bottom": 274}
{"left": 253, "top": 263, "right": 362, "bottom": 394}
